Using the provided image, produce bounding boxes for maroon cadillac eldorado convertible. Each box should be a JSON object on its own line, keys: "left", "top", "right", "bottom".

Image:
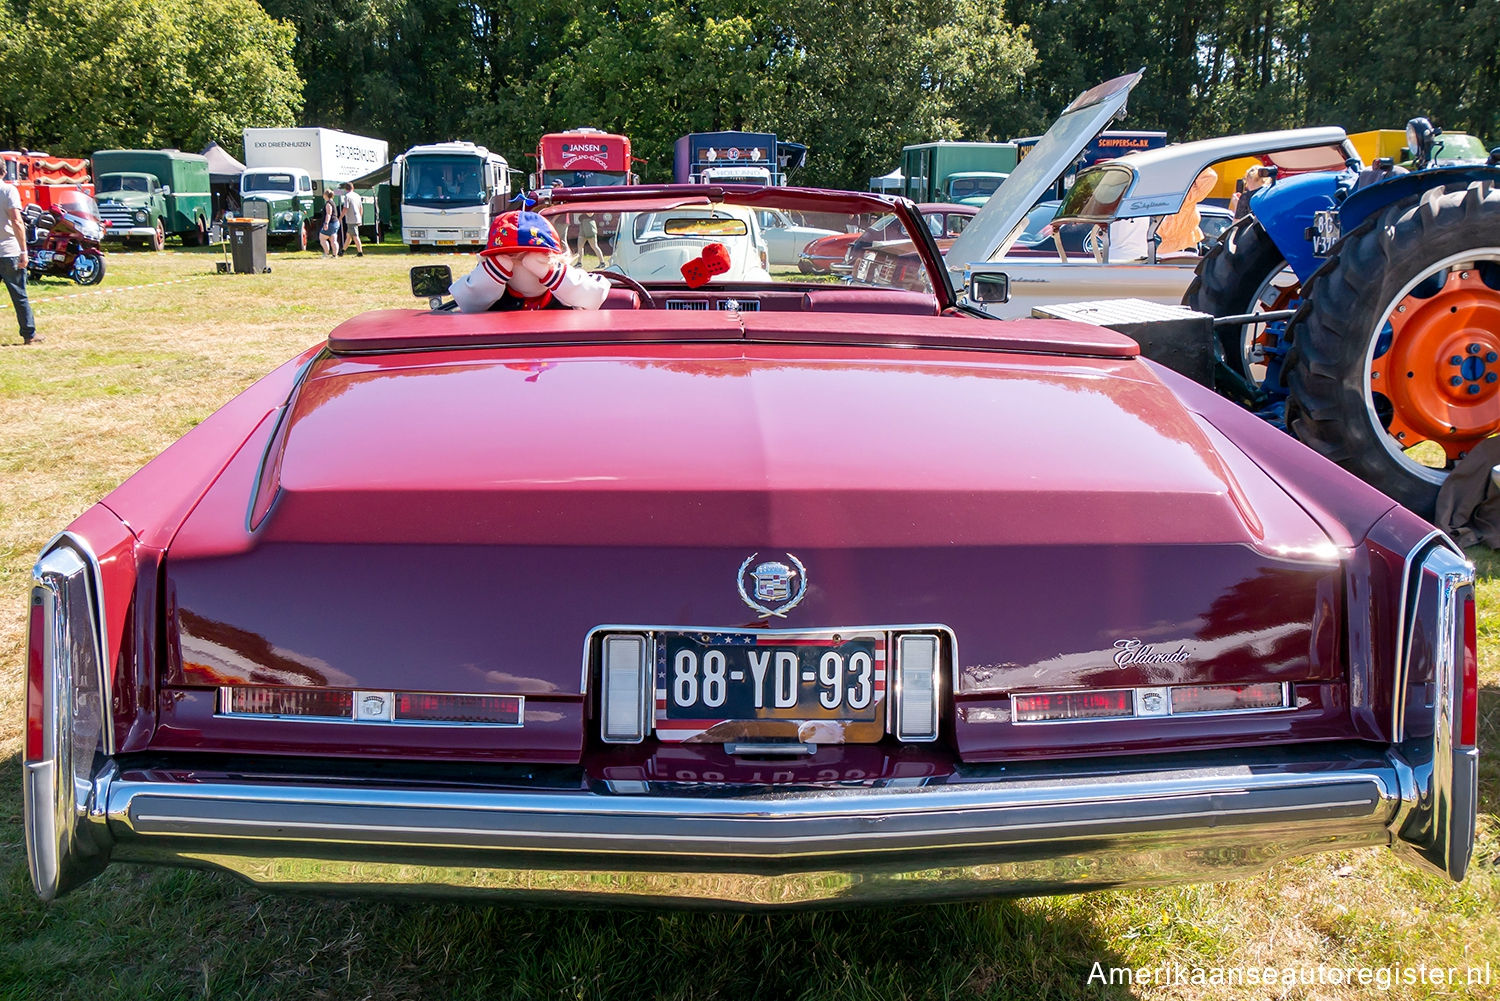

{"left": 25, "top": 175, "right": 1479, "bottom": 908}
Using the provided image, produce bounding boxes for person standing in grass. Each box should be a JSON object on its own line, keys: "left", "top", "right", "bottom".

{"left": 318, "top": 189, "right": 341, "bottom": 257}
{"left": 0, "top": 172, "right": 37, "bottom": 344}
{"left": 340, "top": 182, "right": 364, "bottom": 257}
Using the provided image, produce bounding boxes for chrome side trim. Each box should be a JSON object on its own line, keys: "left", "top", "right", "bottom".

{"left": 93, "top": 752, "right": 1407, "bottom": 906}
{"left": 245, "top": 350, "right": 323, "bottom": 534}
{"left": 1391, "top": 528, "right": 1456, "bottom": 742}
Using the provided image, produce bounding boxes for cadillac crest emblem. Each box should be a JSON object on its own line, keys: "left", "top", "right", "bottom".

{"left": 737, "top": 552, "right": 808, "bottom": 617}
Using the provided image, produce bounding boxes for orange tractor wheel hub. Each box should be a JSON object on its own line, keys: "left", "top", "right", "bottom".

{"left": 1369, "top": 268, "right": 1500, "bottom": 459}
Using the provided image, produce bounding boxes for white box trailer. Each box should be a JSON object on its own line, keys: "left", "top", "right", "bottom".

{"left": 242, "top": 127, "right": 389, "bottom": 183}
{"left": 243, "top": 128, "right": 391, "bottom": 240}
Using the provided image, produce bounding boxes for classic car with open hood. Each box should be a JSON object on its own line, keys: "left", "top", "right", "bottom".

{"left": 25, "top": 78, "right": 1479, "bottom": 909}
{"left": 928, "top": 71, "right": 1356, "bottom": 320}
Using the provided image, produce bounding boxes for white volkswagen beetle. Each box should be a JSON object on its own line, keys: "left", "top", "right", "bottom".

{"left": 604, "top": 204, "right": 772, "bottom": 283}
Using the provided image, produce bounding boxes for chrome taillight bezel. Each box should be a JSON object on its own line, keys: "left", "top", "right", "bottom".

{"left": 23, "top": 534, "right": 115, "bottom": 900}
{"left": 1390, "top": 539, "right": 1477, "bottom": 882}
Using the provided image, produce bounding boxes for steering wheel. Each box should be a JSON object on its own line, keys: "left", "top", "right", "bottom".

{"left": 593, "top": 269, "right": 656, "bottom": 309}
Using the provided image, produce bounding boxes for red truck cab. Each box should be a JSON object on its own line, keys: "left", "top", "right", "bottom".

{"left": 529, "top": 128, "right": 639, "bottom": 189}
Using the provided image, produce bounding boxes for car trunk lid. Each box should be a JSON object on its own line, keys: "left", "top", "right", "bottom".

{"left": 157, "top": 339, "right": 1346, "bottom": 762}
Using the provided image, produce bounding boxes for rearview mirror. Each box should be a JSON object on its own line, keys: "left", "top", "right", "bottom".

{"left": 410, "top": 265, "right": 453, "bottom": 298}
{"left": 966, "top": 270, "right": 1010, "bottom": 305}
{"left": 664, "top": 217, "right": 748, "bottom": 237}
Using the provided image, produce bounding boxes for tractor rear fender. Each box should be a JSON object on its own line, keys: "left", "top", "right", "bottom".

{"left": 1247, "top": 171, "right": 1346, "bottom": 283}
{"left": 1337, "top": 166, "right": 1500, "bottom": 233}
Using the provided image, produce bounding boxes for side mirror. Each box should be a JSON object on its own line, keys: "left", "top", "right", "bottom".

{"left": 966, "top": 270, "right": 1010, "bottom": 305}
{"left": 410, "top": 264, "right": 453, "bottom": 308}
{"left": 161, "top": 186, "right": 171, "bottom": 196}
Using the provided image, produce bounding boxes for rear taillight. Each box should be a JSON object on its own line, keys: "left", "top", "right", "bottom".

{"left": 25, "top": 540, "right": 112, "bottom": 900}
{"left": 396, "top": 693, "right": 522, "bottom": 725}
{"left": 221, "top": 687, "right": 524, "bottom": 725}
{"left": 27, "top": 545, "right": 108, "bottom": 762}
{"left": 225, "top": 687, "right": 353, "bottom": 719}
{"left": 1013, "top": 690, "right": 1132, "bottom": 722}
{"left": 1460, "top": 594, "right": 1478, "bottom": 748}
{"left": 1169, "top": 683, "right": 1286, "bottom": 715}
{"left": 26, "top": 596, "right": 46, "bottom": 762}
{"left": 1011, "top": 683, "right": 1288, "bottom": 723}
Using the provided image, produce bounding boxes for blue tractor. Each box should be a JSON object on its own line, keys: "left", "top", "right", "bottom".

{"left": 1187, "top": 119, "right": 1500, "bottom": 517}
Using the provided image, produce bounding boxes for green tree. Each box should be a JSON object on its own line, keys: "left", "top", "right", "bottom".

{"left": 762, "top": 0, "right": 1035, "bottom": 187}
{"left": 260, "top": 0, "right": 481, "bottom": 151}
{"left": 457, "top": 0, "right": 1034, "bottom": 189}
{"left": 0, "top": 0, "right": 302, "bottom": 155}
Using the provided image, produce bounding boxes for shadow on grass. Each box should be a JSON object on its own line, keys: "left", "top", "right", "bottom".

{"left": 0, "top": 750, "right": 1139, "bottom": 1001}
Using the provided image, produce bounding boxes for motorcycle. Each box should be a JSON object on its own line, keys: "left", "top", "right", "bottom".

{"left": 25, "top": 188, "right": 106, "bottom": 286}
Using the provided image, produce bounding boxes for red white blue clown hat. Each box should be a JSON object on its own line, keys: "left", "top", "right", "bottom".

{"left": 481, "top": 209, "right": 562, "bottom": 257}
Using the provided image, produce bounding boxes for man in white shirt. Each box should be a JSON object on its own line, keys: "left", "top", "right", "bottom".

{"left": 0, "top": 175, "right": 37, "bottom": 344}
{"left": 339, "top": 182, "right": 364, "bottom": 257}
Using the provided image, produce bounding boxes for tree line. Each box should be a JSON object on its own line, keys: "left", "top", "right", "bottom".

{"left": 2, "top": 0, "right": 1496, "bottom": 190}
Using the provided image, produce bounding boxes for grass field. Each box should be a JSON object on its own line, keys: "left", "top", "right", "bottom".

{"left": 0, "top": 245, "right": 1496, "bottom": 1000}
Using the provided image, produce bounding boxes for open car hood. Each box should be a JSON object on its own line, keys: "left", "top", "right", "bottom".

{"left": 946, "top": 70, "right": 1141, "bottom": 273}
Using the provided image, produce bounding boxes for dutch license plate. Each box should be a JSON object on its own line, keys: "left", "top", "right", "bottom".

{"left": 1311, "top": 210, "right": 1341, "bottom": 256}
{"left": 436, "top": 239, "right": 456, "bottom": 246}
{"left": 655, "top": 631, "right": 886, "bottom": 743}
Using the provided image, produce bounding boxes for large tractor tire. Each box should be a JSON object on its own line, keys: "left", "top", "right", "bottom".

{"left": 1184, "top": 216, "right": 1298, "bottom": 385}
{"left": 1284, "top": 180, "right": 1500, "bottom": 517}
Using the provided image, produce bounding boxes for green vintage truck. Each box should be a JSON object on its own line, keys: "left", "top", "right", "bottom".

{"left": 92, "top": 149, "right": 213, "bottom": 249}
{"left": 238, "top": 167, "right": 317, "bottom": 250}
{"left": 900, "top": 142, "right": 1020, "bottom": 206}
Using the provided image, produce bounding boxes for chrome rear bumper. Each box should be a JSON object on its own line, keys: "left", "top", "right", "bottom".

{"left": 40, "top": 747, "right": 1441, "bottom": 907}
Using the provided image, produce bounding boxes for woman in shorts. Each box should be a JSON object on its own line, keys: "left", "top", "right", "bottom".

{"left": 318, "top": 189, "right": 340, "bottom": 256}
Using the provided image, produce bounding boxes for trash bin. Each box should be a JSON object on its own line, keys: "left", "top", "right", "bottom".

{"left": 226, "top": 218, "right": 268, "bottom": 274}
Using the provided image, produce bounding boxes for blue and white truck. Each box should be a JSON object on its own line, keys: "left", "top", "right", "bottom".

{"left": 672, "top": 132, "right": 808, "bottom": 186}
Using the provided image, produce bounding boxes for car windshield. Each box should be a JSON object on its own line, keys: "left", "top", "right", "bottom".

{"left": 541, "top": 193, "right": 933, "bottom": 293}
{"left": 98, "top": 175, "right": 151, "bottom": 194}
{"left": 948, "top": 176, "right": 1004, "bottom": 201}
{"left": 1055, "top": 164, "right": 1136, "bottom": 222}
{"left": 542, "top": 170, "right": 630, "bottom": 188}
{"left": 243, "top": 173, "right": 297, "bottom": 194}
{"left": 405, "top": 156, "right": 486, "bottom": 205}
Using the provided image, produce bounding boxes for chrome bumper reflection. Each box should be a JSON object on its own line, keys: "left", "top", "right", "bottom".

{"left": 82, "top": 749, "right": 1428, "bottom": 906}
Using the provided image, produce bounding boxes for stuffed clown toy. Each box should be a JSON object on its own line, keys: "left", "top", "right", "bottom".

{"left": 450, "top": 207, "right": 609, "bottom": 312}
